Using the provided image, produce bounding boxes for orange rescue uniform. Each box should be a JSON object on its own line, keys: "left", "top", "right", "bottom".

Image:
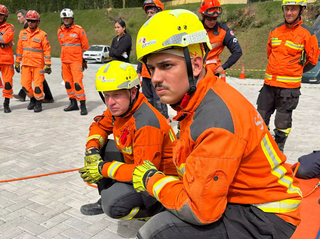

{"left": 58, "top": 24, "right": 89, "bottom": 101}
{"left": 0, "top": 22, "right": 14, "bottom": 98}
{"left": 16, "top": 27, "right": 51, "bottom": 100}
{"left": 205, "top": 22, "right": 242, "bottom": 75}
{"left": 86, "top": 93, "right": 177, "bottom": 182}
{"left": 265, "top": 19, "right": 319, "bottom": 88}
{"left": 146, "top": 68, "right": 302, "bottom": 226}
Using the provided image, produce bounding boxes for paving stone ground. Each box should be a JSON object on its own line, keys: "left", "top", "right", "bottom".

{"left": 0, "top": 58, "right": 319, "bottom": 238}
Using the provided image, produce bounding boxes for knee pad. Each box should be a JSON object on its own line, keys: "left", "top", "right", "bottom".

{"left": 4, "top": 82, "right": 12, "bottom": 90}
{"left": 275, "top": 112, "right": 292, "bottom": 129}
{"left": 65, "top": 82, "right": 71, "bottom": 89}
{"left": 35, "top": 87, "right": 42, "bottom": 94}
{"left": 75, "top": 83, "right": 82, "bottom": 91}
{"left": 22, "top": 87, "right": 28, "bottom": 93}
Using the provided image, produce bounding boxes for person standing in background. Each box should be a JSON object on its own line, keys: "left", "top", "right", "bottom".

{"left": 109, "top": 19, "right": 132, "bottom": 63}
{"left": 199, "top": 0, "right": 242, "bottom": 78}
{"left": 13, "top": 9, "right": 54, "bottom": 103}
{"left": 136, "top": 0, "right": 169, "bottom": 120}
{"left": 15, "top": 10, "right": 52, "bottom": 113}
{"left": 0, "top": 4, "right": 14, "bottom": 113}
{"left": 58, "top": 8, "right": 89, "bottom": 115}
{"left": 257, "top": 0, "right": 319, "bottom": 152}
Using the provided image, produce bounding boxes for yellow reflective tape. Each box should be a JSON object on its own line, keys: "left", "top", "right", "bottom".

{"left": 253, "top": 199, "right": 301, "bottom": 213}
{"left": 86, "top": 135, "right": 105, "bottom": 148}
{"left": 115, "top": 137, "right": 132, "bottom": 154}
{"left": 169, "top": 129, "right": 175, "bottom": 142}
{"left": 261, "top": 134, "right": 302, "bottom": 197}
{"left": 276, "top": 76, "right": 301, "bottom": 83}
{"left": 176, "top": 163, "right": 185, "bottom": 177}
{"left": 153, "top": 176, "right": 180, "bottom": 201}
{"left": 276, "top": 128, "right": 291, "bottom": 136}
{"left": 107, "top": 161, "right": 125, "bottom": 179}
{"left": 119, "top": 207, "right": 140, "bottom": 220}
{"left": 265, "top": 73, "right": 272, "bottom": 79}
{"left": 285, "top": 41, "right": 304, "bottom": 50}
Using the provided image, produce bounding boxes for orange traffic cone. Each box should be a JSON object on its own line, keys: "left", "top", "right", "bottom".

{"left": 0, "top": 77, "right": 3, "bottom": 88}
{"left": 239, "top": 65, "right": 245, "bottom": 80}
{"left": 220, "top": 70, "right": 226, "bottom": 82}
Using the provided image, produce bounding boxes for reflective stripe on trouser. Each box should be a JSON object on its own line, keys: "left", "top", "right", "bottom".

{"left": 101, "top": 182, "right": 163, "bottom": 220}
{"left": 21, "top": 66, "right": 45, "bottom": 100}
{"left": 61, "top": 62, "right": 86, "bottom": 101}
{"left": 0, "top": 64, "right": 14, "bottom": 98}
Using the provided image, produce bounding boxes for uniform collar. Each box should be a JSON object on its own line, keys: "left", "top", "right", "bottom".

{"left": 172, "top": 67, "right": 217, "bottom": 121}
{"left": 62, "top": 24, "right": 74, "bottom": 30}
{"left": 0, "top": 22, "right": 8, "bottom": 29}
{"left": 26, "top": 27, "right": 39, "bottom": 34}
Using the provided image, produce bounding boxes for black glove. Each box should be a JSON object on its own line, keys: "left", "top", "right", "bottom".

{"left": 15, "top": 62, "right": 20, "bottom": 73}
{"left": 44, "top": 64, "right": 52, "bottom": 74}
{"left": 299, "top": 50, "right": 307, "bottom": 66}
{"left": 82, "top": 59, "right": 87, "bottom": 71}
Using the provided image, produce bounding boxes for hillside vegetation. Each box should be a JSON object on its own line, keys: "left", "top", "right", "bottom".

{"left": 6, "top": 1, "right": 320, "bottom": 78}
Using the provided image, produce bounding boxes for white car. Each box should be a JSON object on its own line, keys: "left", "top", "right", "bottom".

{"left": 83, "top": 45, "right": 111, "bottom": 63}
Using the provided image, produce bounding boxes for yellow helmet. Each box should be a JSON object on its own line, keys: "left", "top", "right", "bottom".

{"left": 282, "top": 0, "right": 307, "bottom": 7}
{"left": 136, "top": 9, "right": 212, "bottom": 62}
{"left": 95, "top": 61, "right": 140, "bottom": 92}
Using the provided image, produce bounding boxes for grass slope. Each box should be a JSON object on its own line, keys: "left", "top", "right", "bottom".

{"left": 6, "top": 1, "right": 320, "bottom": 78}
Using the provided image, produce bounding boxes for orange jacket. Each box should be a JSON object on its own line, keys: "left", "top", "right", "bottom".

{"left": 16, "top": 27, "right": 51, "bottom": 67}
{"left": 141, "top": 63, "right": 151, "bottom": 78}
{"left": 86, "top": 93, "right": 177, "bottom": 182}
{"left": 265, "top": 19, "right": 319, "bottom": 88}
{"left": 205, "top": 22, "right": 242, "bottom": 73}
{"left": 146, "top": 67, "right": 302, "bottom": 226}
{"left": 0, "top": 22, "right": 14, "bottom": 65}
{"left": 58, "top": 24, "right": 89, "bottom": 63}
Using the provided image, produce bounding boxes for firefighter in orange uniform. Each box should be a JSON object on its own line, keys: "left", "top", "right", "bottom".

{"left": 58, "top": 8, "right": 89, "bottom": 115}
{"left": 257, "top": 0, "right": 319, "bottom": 152}
{"left": 0, "top": 4, "right": 14, "bottom": 113}
{"left": 78, "top": 61, "right": 177, "bottom": 219}
{"left": 133, "top": 9, "right": 302, "bottom": 239}
{"left": 137, "top": 0, "right": 169, "bottom": 119}
{"left": 199, "top": 0, "right": 242, "bottom": 78}
{"left": 15, "top": 10, "right": 52, "bottom": 113}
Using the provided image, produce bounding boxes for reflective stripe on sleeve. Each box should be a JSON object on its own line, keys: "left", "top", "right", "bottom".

{"left": 107, "top": 161, "right": 125, "bottom": 179}
{"left": 176, "top": 163, "right": 185, "bottom": 177}
{"left": 153, "top": 176, "right": 180, "bottom": 201}
{"left": 86, "top": 134, "right": 105, "bottom": 148}
{"left": 253, "top": 199, "right": 301, "bottom": 213}
{"left": 261, "top": 133, "right": 302, "bottom": 197}
{"left": 271, "top": 40, "right": 281, "bottom": 46}
{"left": 169, "top": 129, "right": 175, "bottom": 142}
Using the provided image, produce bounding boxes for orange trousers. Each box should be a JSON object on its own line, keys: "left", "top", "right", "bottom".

{"left": 21, "top": 66, "right": 45, "bottom": 100}
{"left": 62, "top": 62, "right": 86, "bottom": 101}
{"left": 0, "top": 64, "right": 14, "bottom": 98}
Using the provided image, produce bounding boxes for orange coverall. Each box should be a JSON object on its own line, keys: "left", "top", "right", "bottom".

{"left": 58, "top": 24, "right": 89, "bottom": 101}
{"left": 16, "top": 27, "right": 51, "bottom": 100}
{"left": 265, "top": 19, "right": 319, "bottom": 88}
{"left": 146, "top": 68, "right": 302, "bottom": 227}
{"left": 0, "top": 22, "right": 14, "bottom": 98}
{"left": 86, "top": 93, "right": 177, "bottom": 181}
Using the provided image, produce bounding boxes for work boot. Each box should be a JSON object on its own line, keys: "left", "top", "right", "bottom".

{"left": 64, "top": 98, "right": 79, "bottom": 111}
{"left": 80, "top": 100, "right": 88, "bottom": 115}
{"left": 80, "top": 199, "right": 103, "bottom": 215}
{"left": 13, "top": 93, "right": 25, "bottom": 102}
{"left": 34, "top": 100, "right": 42, "bottom": 113}
{"left": 3, "top": 98, "right": 11, "bottom": 113}
{"left": 27, "top": 97, "right": 36, "bottom": 110}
